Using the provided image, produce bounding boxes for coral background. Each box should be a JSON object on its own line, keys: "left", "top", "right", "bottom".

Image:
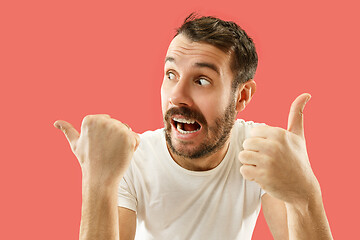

{"left": 1, "top": 0, "right": 359, "bottom": 239}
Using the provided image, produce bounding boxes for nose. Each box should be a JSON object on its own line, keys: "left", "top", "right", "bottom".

{"left": 169, "top": 77, "right": 194, "bottom": 107}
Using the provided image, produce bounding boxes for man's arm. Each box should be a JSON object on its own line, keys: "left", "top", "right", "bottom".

{"left": 262, "top": 192, "right": 332, "bottom": 240}
{"left": 239, "top": 94, "right": 333, "bottom": 239}
{"left": 118, "top": 207, "right": 136, "bottom": 239}
{"left": 80, "top": 183, "right": 120, "bottom": 239}
{"left": 79, "top": 180, "right": 137, "bottom": 240}
{"left": 261, "top": 193, "right": 289, "bottom": 240}
{"left": 54, "top": 114, "right": 140, "bottom": 240}
{"left": 285, "top": 193, "right": 332, "bottom": 240}
{"left": 80, "top": 183, "right": 137, "bottom": 240}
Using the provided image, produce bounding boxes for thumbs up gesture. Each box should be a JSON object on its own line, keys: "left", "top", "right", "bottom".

{"left": 239, "top": 93, "right": 321, "bottom": 204}
{"left": 54, "top": 114, "right": 140, "bottom": 187}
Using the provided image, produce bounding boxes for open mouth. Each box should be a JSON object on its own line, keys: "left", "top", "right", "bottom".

{"left": 172, "top": 117, "right": 201, "bottom": 134}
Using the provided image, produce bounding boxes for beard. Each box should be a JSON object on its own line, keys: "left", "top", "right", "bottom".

{"left": 164, "top": 97, "right": 236, "bottom": 159}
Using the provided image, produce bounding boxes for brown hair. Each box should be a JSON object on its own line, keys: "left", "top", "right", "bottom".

{"left": 176, "top": 13, "right": 258, "bottom": 90}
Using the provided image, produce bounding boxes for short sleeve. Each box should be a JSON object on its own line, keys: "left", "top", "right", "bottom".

{"left": 238, "top": 119, "right": 267, "bottom": 199}
{"left": 260, "top": 187, "right": 267, "bottom": 198}
{"left": 118, "top": 168, "right": 137, "bottom": 212}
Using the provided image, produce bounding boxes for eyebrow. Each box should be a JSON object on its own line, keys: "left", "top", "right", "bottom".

{"left": 194, "top": 62, "right": 220, "bottom": 75}
{"left": 165, "top": 56, "right": 175, "bottom": 63}
{"left": 165, "top": 56, "right": 220, "bottom": 75}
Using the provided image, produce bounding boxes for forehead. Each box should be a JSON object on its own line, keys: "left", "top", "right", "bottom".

{"left": 165, "top": 34, "right": 232, "bottom": 72}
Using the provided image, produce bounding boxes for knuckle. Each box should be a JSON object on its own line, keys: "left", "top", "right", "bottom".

{"left": 275, "top": 127, "right": 286, "bottom": 139}
{"left": 238, "top": 153, "right": 246, "bottom": 164}
{"left": 238, "top": 150, "right": 246, "bottom": 159}
{"left": 240, "top": 165, "right": 250, "bottom": 176}
{"left": 116, "top": 123, "right": 128, "bottom": 134}
{"left": 124, "top": 133, "right": 134, "bottom": 148}
{"left": 82, "top": 115, "right": 94, "bottom": 125}
{"left": 242, "top": 139, "right": 248, "bottom": 149}
{"left": 130, "top": 135, "right": 138, "bottom": 149}
{"left": 122, "top": 122, "right": 131, "bottom": 130}
{"left": 243, "top": 138, "right": 253, "bottom": 149}
{"left": 240, "top": 165, "right": 248, "bottom": 176}
{"left": 99, "top": 120, "right": 107, "bottom": 128}
{"left": 114, "top": 124, "right": 132, "bottom": 142}
{"left": 83, "top": 115, "right": 110, "bottom": 131}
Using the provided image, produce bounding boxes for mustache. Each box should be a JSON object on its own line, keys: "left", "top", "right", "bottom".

{"left": 164, "top": 106, "right": 207, "bottom": 126}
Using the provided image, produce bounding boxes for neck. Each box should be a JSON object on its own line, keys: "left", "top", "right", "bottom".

{"left": 167, "top": 136, "right": 232, "bottom": 172}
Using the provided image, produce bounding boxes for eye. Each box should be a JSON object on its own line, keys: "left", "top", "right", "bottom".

{"left": 167, "top": 72, "right": 176, "bottom": 80}
{"left": 196, "top": 78, "right": 211, "bottom": 86}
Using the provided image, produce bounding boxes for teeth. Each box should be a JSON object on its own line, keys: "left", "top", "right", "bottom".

{"left": 172, "top": 117, "right": 196, "bottom": 124}
{"left": 177, "top": 123, "right": 200, "bottom": 134}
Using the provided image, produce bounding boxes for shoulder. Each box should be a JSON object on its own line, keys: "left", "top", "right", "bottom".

{"left": 136, "top": 128, "right": 164, "bottom": 153}
{"left": 138, "top": 128, "right": 164, "bottom": 141}
{"left": 232, "top": 119, "right": 265, "bottom": 144}
{"left": 231, "top": 119, "right": 267, "bottom": 198}
{"left": 128, "top": 128, "right": 167, "bottom": 171}
{"left": 233, "top": 119, "right": 265, "bottom": 130}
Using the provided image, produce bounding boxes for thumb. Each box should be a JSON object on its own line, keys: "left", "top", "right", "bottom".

{"left": 54, "top": 120, "right": 80, "bottom": 148}
{"left": 287, "top": 93, "right": 311, "bottom": 137}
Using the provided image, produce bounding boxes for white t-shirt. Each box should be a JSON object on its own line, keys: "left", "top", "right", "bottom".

{"left": 118, "top": 119, "right": 265, "bottom": 240}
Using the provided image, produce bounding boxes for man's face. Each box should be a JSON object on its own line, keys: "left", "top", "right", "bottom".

{"left": 161, "top": 34, "right": 237, "bottom": 159}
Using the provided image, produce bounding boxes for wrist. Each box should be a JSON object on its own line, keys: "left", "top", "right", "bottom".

{"left": 81, "top": 168, "right": 123, "bottom": 190}
{"left": 285, "top": 189, "right": 323, "bottom": 218}
{"left": 285, "top": 187, "right": 333, "bottom": 240}
{"left": 79, "top": 177, "right": 120, "bottom": 240}
{"left": 82, "top": 175, "right": 120, "bottom": 197}
{"left": 287, "top": 174, "right": 322, "bottom": 207}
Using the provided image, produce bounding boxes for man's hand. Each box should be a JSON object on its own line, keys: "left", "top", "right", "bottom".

{"left": 54, "top": 114, "right": 140, "bottom": 187}
{"left": 239, "top": 93, "right": 321, "bottom": 204}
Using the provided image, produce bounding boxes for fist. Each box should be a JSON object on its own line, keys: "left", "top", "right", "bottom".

{"left": 238, "top": 94, "right": 320, "bottom": 204}
{"left": 54, "top": 114, "right": 140, "bottom": 186}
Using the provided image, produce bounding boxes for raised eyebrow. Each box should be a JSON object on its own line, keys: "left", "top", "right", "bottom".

{"left": 165, "top": 56, "right": 175, "bottom": 63}
{"left": 165, "top": 57, "right": 220, "bottom": 75}
{"left": 194, "top": 62, "right": 220, "bottom": 75}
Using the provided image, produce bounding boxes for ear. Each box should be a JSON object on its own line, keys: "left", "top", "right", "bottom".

{"left": 235, "top": 79, "right": 256, "bottom": 112}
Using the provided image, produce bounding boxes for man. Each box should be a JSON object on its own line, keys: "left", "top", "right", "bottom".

{"left": 54, "top": 14, "right": 333, "bottom": 240}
